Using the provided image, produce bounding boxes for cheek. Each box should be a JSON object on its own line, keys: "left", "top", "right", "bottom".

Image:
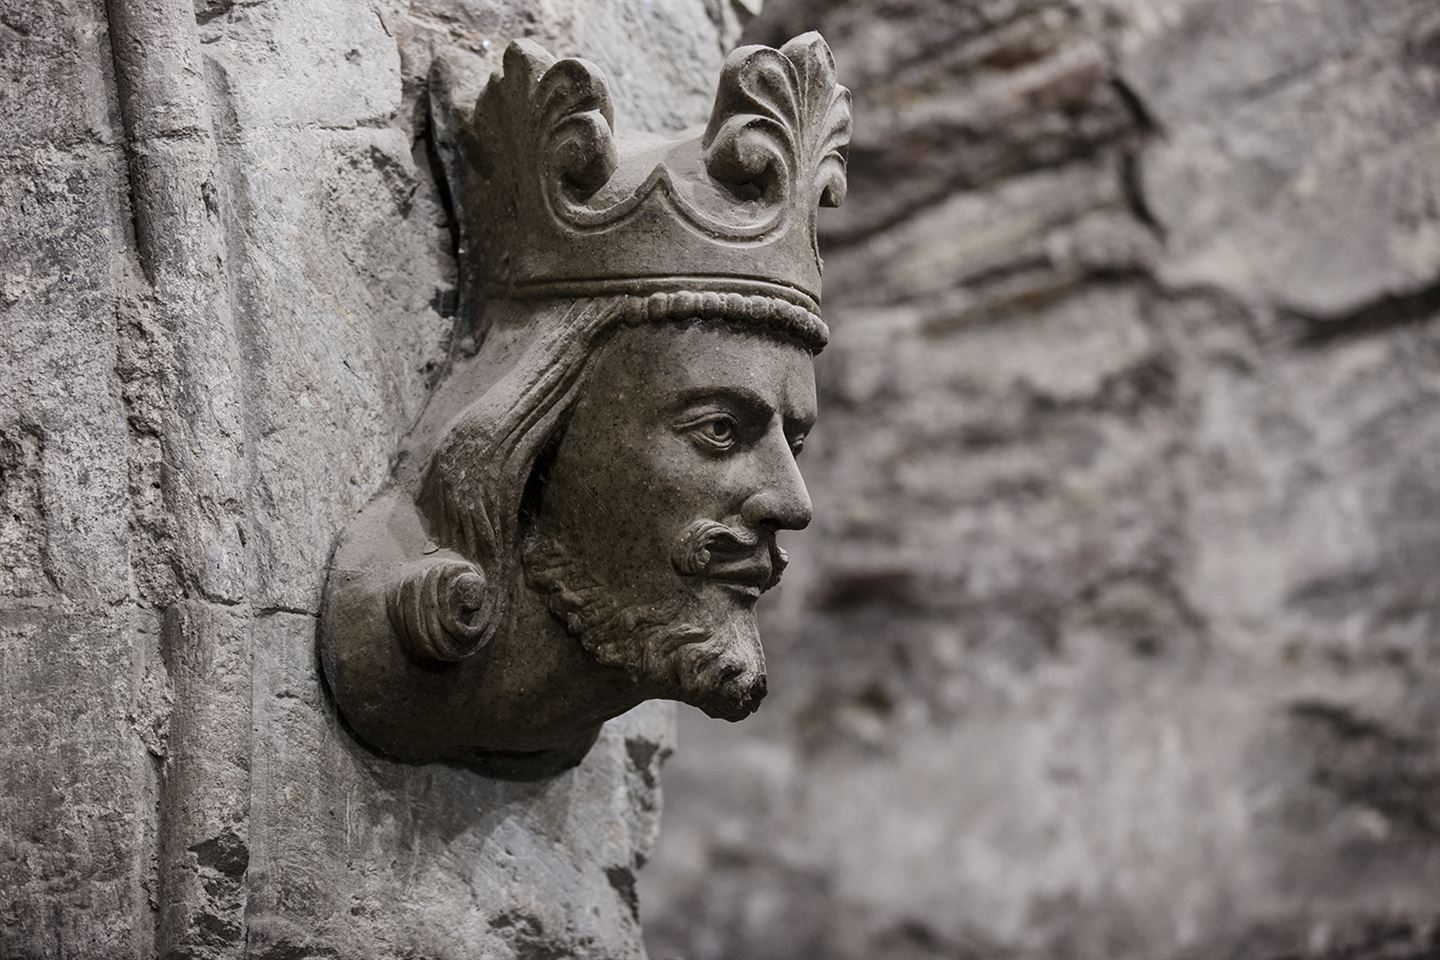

{"left": 641, "top": 432, "right": 752, "bottom": 521}
{"left": 539, "top": 419, "right": 695, "bottom": 561}
{"left": 610, "top": 444, "right": 720, "bottom": 556}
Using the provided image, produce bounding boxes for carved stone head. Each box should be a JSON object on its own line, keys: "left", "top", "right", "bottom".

{"left": 321, "top": 34, "right": 850, "bottom": 779}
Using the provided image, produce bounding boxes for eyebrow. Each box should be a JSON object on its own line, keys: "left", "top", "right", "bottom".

{"left": 670, "top": 385, "right": 775, "bottom": 423}
{"left": 670, "top": 385, "right": 815, "bottom": 433}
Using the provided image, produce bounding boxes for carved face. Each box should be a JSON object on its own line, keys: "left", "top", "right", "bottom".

{"left": 525, "top": 320, "right": 816, "bottom": 720}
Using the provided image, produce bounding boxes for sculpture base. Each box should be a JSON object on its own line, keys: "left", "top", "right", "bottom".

{"left": 463, "top": 728, "right": 602, "bottom": 781}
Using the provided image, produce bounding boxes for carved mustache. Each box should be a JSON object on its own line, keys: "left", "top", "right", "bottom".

{"left": 671, "top": 519, "right": 789, "bottom": 592}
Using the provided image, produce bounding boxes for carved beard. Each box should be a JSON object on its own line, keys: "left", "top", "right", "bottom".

{"left": 522, "top": 520, "right": 781, "bottom": 721}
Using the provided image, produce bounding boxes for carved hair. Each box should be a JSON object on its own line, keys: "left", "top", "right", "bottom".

{"left": 522, "top": 530, "right": 768, "bottom": 719}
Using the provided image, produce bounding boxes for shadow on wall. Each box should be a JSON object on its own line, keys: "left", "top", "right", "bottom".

{"left": 642, "top": 0, "right": 1440, "bottom": 958}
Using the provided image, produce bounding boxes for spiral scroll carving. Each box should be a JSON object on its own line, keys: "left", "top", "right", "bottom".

{"left": 385, "top": 558, "right": 497, "bottom": 662}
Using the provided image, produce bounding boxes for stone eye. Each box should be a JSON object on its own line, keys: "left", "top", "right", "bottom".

{"left": 696, "top": 415, "right": 738, "bottom": 449}
{"left": 677, "top": 411, "right": 741, "bottom": 452}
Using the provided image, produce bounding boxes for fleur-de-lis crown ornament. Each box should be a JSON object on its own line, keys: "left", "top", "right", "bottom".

{"left": 431, "top": 32, "right": 852, "bottom": 350}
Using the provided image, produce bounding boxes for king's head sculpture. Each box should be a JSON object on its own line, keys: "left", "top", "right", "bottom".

{"left": 321, "top": 33, "right": 850, "bottom": 779}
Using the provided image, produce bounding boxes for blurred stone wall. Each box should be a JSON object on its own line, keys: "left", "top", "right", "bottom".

{"left": 642, "top": 1, "right": 1440, "bottom": 958}
{"left": 0, "top": 2, "right": 744, "bottom": 957}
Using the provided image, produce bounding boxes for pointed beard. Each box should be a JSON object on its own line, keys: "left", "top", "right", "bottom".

{"left": 522, "top": 534, "right": 768, "bottom": 721}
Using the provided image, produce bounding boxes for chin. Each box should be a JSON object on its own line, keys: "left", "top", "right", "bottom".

{"left": 693, "top": 673, "right": 768, "bottom": 721}
{"left": 670, "top": 610, "right": 768, "bottom": 720}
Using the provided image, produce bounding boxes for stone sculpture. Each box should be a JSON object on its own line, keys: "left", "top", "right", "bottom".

{"left": 320, "top": 32, "right": 850, "bottom": 779}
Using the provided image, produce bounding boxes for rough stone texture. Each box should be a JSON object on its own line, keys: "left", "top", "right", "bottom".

{"left": 644, "top": 1, "right": 1440, "bottom": 958}
{"left": 1, "top": 1, "right": 742, "bottom": 957}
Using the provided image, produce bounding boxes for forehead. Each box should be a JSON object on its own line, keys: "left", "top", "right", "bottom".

{"left": 596, "top": 321, "right": 817, "bottom": 419}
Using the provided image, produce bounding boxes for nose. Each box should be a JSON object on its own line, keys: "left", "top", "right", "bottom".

{"left": 739, "top": 433, "right": 813, "bottom": 531}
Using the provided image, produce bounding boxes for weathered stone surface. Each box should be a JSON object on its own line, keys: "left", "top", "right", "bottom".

{"left": 2, "top": 1, "right": 743, "bottom": 956}
{"left": 644, "top": 1, "right": 1440, "bottom": 958}
{"left": 248, "top": 612, "right": 676, "bottom": 958}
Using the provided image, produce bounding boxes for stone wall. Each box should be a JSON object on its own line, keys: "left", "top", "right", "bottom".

{"left": 0, "top": 2, "right": 743, "bottom": 957}
{"left": 643, "top": 1, "right": 1440, "bottom": 958}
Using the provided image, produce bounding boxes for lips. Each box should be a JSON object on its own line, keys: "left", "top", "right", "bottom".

{"left": 705, "top": 557, "right": 773, "bottom": 595}
{"left": 672, "top": 518, "right": 789, "bottom": 594}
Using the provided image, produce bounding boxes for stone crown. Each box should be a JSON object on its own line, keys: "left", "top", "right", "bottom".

{"left": 432, "top": 33, "right": 851, "bottom": 326}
